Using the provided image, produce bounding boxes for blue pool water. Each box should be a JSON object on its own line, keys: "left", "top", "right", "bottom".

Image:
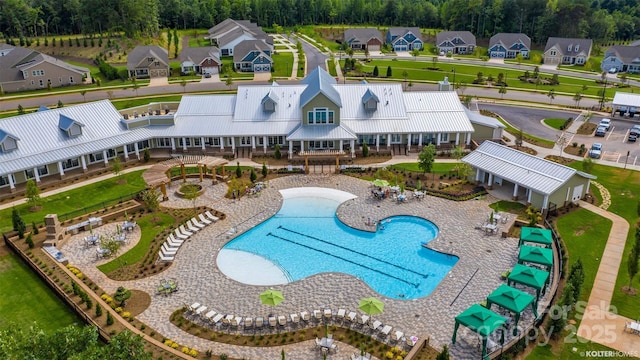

{"left": 219, "top": 194, "right": 458, "bottom": 299}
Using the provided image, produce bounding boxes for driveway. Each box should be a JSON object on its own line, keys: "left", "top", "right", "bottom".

{"left": 199, "top": 74, "right": 220, "bottom": 83}
{"left": 253, "top": 72, "right": 272, "bottom": 81}
{"left": 148, "top": 77, "right": 169, "bottom": 87}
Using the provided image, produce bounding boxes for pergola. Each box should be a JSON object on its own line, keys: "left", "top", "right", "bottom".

{"left": 297, "top": 149, "right": 347, "bottom": 174}
{"left": 486, "top": 284, "right": 537, "bottom": 335}
{"left": 452, "top": 304, "right": 506, "bottom": 360}
{"left": 518, "top": 245, "right": 553, "bottom": 270}
{"left": 507, "top": 264, "right": 550, "bottom": 306}
{"left": 518, "top": 227, "right": 553, "bottom": 248}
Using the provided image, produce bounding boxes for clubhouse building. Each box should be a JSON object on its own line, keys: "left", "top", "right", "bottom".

{"left": 0, "top": 68, "right": 502, "bottom": 194}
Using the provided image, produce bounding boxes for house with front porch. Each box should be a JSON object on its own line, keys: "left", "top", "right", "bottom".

{"left": 0, "top": 68, "right": 478, "bottom": 194}
{"left": 436, "top": 31, "right": 476, "bottom": 55}
{"left": 127, "top": 46, "right": 170, "bottom": 79}
{"left": 601, "top": 45, "right": 640, "bottom": 74}
{"left": 179, "top": 47, "right": 222, "bottom": 75}
{"left": 206, "top": 19, "right": 272, "bottom": 57}
{"left": 233, "top": 40, "right": 272, "bottom": 72}
{"left": 462, "top": 141, "right": 595, "bottom": 215}
{"left": 488, "top": 33, "right": 530, "bottom": 59}
{"left": 343, "top": 28, "right": 384, "bottom": 51}
{"left": 543, "top": 37, "right": 592, "bottom": 65}
{"left": 386, "top": 27, "right": 423, "bottom": 51}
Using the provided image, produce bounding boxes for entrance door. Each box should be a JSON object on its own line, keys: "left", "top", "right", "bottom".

{"left": 572, "top": 185, "right": 583, "bottom": 202}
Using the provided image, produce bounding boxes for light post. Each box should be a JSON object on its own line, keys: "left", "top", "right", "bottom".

{"left": 600, "top": 78, "right": 608, "bottom": 110}
{"left": 451, "top": 68, "right": 456, "bottom": 85}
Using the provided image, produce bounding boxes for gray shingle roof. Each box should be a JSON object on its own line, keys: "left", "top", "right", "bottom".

{"left": 605, "top": 45, "right": 640, "bottom": 64}
{"left": 343, "top": 28, "right": 384, "bottom": 43}
{"left": 127, "top": 46, "right": 169, "bottom": 69}
{"left": 462, "top": 141, "right": 595, "bottom": 195}
{"left": 179, "top": 46, "right": 221, "bottom": 65}
{"left": 0, "top": 45, "right": 88, "bottom": 84}
{"left": 436, "top": 31, "right": 476, "bottom": 46}
{"left": 300, "top": 67, "right": 342, "bottom": 107}
{"left": 233, "top": 40, "right": 272, "bottom": 62}
{"left": 489, "top": 33, "right": 531, "bottom": 50}
{"left": 387, "top": 27, "right": 423, "bottom": 41}
{"left": 544, "top": 37, "right": 592, "bottom": 56}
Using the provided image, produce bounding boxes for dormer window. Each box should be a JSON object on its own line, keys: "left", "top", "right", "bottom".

{"left": 362, "top": 88, "right": 379, "bottom": 112}
{"left": 148, "top": 57, "right": 154, "bottom": 62}
{"left": 568, "top": 45, "right": 572, "bottom": 52}
{"left": 575, "top": 45, "right": 579, "bottom": 52}
{"left": 261, "top": 90, "right": 279, "bottom": 113}
{"left": 0, "top": 130, "right": 19, "bottom": 152}
{"left": 58, "top": 114, "right": 85, "bottom": 137}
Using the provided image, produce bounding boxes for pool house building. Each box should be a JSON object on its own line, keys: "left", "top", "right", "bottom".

{"left": 1, "top": 68, "right": 484, "bottom": 194}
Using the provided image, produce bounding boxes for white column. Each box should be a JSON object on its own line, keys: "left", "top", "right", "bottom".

{"left": 288, "top": 141, "right": 294, "bottom": 159}
{"left": 263, "top": 136, "right": 268, "bottom": 154}
{"left": 251, "top": 136, "right": 256, "bottom": 150}
{"left": 586, "top": 180, "right": 591, "bottom": 194}
{"left": 7, "top": 174, "right": 15, "bottom": 189}
{"left": 407, "top": 134, "right": 412, "bottom": 152}
{"left": 387, "top": 133, "right": 392, "bottom": 147}
{"left": 57, "top": 161, "right": 65, "bottom": 176}
{"left": 201, "top": 137, "right": 206, "bottom": 151}
{"left": 466, "top": 132, "right": 471, "bottom": 145}
{"left": 231, "top": 137, "right": 236, "bottom": 152}
{"left": 455, "top": 133, "right": 460, "bottom": 145}
{"left": 134, "top": 143, "right": 140, "bottom": 160}
{"left": 376, "top": 135, "right": 380, "bottom": 152}
{"left": 350, "top": 140, "right": 355, "bottom": 157}
{"left": 436, "top": 133, "right": 441, "bottom": 146}
{"left": 418, "top": 133, "right": 423, "bottom": 146}
{"left": 182, "top": 137, "right": 187, "bottom": 151}
{"left": 339, "top": 140, "right": 344, "bottom": 152}
{"left": 487, "top": 173, "right": 493, "bottom": 186}
{"left": 170, "top": 138, "right": 176, "bottom": 151}
{"left": 513, "top": 184, "right": 519, "bottom": 198}
{"left": 103, "top": 150, "right": 108, "bottom": 165}
{"left": 565, "top": 187, "right": 571, "bottom": 202}
{"left": 300, "top": 141, "right": 304, "bottom": 152}
{"left": 80, "top": 155, "right": 87, "bottom": 170}
{"left": 527, "top": 189, "right": 533, "bottom": 203}
{"left": 475, "top": 168, "right": 481, "bottom": 182}
{"left": 123, "top": 145, "right": 129, "bottom": 160}
{"left": 33, "top": 167, "right": 40, "bottom": 182}
{"left": 542, "top": 194, "right": 549, "bottom": 209}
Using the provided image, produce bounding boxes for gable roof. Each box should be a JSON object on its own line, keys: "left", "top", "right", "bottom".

{"left": 362, "top": 88, "right": 379, "bottom": 104}
{"left": 604, "top": 45, "right": 640, "bottom": 64}
{"left": 127, "top": 46, "right": 169, "bottom": 69}
{"left": 58, "top": 114, "right": 85, "bottom": 132}
{"left": 0, "top": 129, "right": 19, "bottom": 144}
{"left": 462, "top": 141, "right": 595, "bottom": 195}
{"left": 261, "top": 90, "right": 279, "bottom": 105}
{"left": 489, "top": 33, "right": 531, "bottom": 50}
{"left": 300, "top": 67, "right": 342, "bottom": 107}
{"left": 179, "top": 46, "right": 221, "bottom": 65}
{"left": 208, "top": 18, "right": 272, "bottom": 47}
{"left": 387, "top": 27, "right": 423, "bottom": 42}
{"left": 0, "top": 45, "right": 88, "bottom": 84}
{"left": 436, "top": 31, "right": 476, "bottom": 46}
{"left": 544, "top": 37, "right": 593, "bottom": 56}
{"left": 233, "top": 40, "right": 272, "bottom": 62}
{"left": 344, "top": 28, "right": 384, "bottom": 43}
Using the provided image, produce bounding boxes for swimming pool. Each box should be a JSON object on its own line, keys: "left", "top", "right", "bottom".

{"left": 217, "top": 188, "right": 458, "bottom": 299}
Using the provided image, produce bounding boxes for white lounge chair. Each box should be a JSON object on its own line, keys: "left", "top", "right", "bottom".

{"left": 278, "top": 315, "right": 287, "bottom": 326}
{"left": 158, "top": 251, "right": 174, "bottom": 262}
{"left": 337, "top": 309, "right": 346, "bottom": 320}
{"left": 204, "top": 310, "right": 216, "bottom": 321}
{"left": 198, "top": 213, "right": 212, "bottom": 225}
{"left": 381, "top": 325, "right": 392, "bottom": 336}
{"left": 392, "top": 330, "right": 404, "bottom": 341}
{"left": 313, "top": 310, "right": 322, "bottom": 321}
{"left": 186, "top": 220, "right": 200, "bottom": 232}
{"left": 359, "top": 314, "right": 370, "bottom": 325}
{"left": 370, "top": 320, "right": 382, "bottom": 330}
{"left": 188, "top": 302, "right": 201, "bottom": 312}
{"left": 174, "top": 228, "right": 189, "bottom": 240}
{"left": 300, "top": 311, "right": 310, "bottom": 321}
{"left": 269, "top": 316, "right": 277, "bottom": 327}
{"left": 179, "top": 225, "right": 193, "bottom": 236}
{"left": 212, "top": 313, "right": 224, "bottom": 324}
{"left": 346, "top": 311, "right": 357, "bottom": 323}
{"left": 166, "top": 236, "right": 183, "bottom": 248}
{"left": 191, "top": 217, "right": 206, "bottom": 229}
{"left": 161, "top": 244, "right": 179, "bottom": 255}
{"left": 169, "top": 233, "right": 184, "bottom": 244}
{"left": 205, "top": 211, "right": 219, "bottom": 222}
{"left": 195, "top": 306, "right": 207, "bottom": 315}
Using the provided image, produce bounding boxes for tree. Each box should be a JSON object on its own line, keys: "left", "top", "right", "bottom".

{"left": 418, "top": 144, "right": 436, "bottom": 182}
{"left": 11, "top": 208, "right": 26, "bottom": 238}
{"left": 547, "top": 89, "right": 556, "bottom": 104}
{"left": 620, "top": 73, "right": 628, "bottom": 86}
{"left": 498, "top": 85, "right": 507, "bottom": 99}
{"left": 166, "top": 28, "right": 173, "bottom": 54}
{"left": 573, "top": 92, "right": 583, "bottom": 107}
{"left": 182, "top": 183, "right": 201, "bottom": 215}
{"left": 131, "top": 78, "right": 140, "bottom": 97}
{"left": 436, "top": 344, "right": 450, "bottom": 360}
{"left": 173, "top": 29, "right": 179, "bottom": 58}
{"left": 225, "top": 75, "right": 233, "bottom": 89}
{"left": 627, "top": 229, "right": 640, "bottom": 290}
{"left": 25, "top": 179, "right": 41, "bottom": 209}
{"left": 113, "top": 286, "right": 131, "bottom": 306}
{"left": 373, "top": 65, "right": 379, "bottom": 77}
{"left": 235, "top": 162, "right": 242, "bottom": 178}
{"left": 140, "top": 188, "right": 161, "bottom": 212}
{"left": 180, "top": 80, "right": 187, "bottom": 92}
{"left": 262, "top": 162, "right": 268, "bottom": 178}
{"left": 364, "top": 47, "right": 369, "bottom": 60}
{"left": 411, "top": 48, "right": 420, "bottom": 60}
{"left": 250, "top": 168, "right": 257, "bottom": 183}
{"left": 100, "top": 235, "right": 122, "bottom": 262}
{"left": 362, "top": 142, "right": 369, "bottom": 157}
{"left": 525, "top": 206, "right": 542, "bottom": 226}
{"left": 274, "top": 144, "right": 282, "bottom": 159}
{"left": 143, "top": 148, "right": 151, "bottom": 162}
{"left": 17, "top": 105, "right": 25, "bottom": 114}
{"left": 431, "top": 56, "right": 438, "bottom": 69}
{"left": 533, "top": 66, "right": 539, "bottom": 79}
{"left": 386, "top": 66, "right": 392, "bottom": 77}
{"left": 346, "top": 48, "right": 354, "bottom": 58}
{"left": 80, "top": 90, "right": 87, "bottom": 102}
{"left": 25, "top": 233, "right": 34, "bottom": 248}
{"left": 515, "top": 53, "right": 523, "bottom": 66}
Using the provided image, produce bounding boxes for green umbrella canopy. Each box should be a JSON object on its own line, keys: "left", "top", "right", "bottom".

{"left": 518, "top": 245, "right": 553, "bottom": 268}
{"left": 259, "top": 289, "right": 284, "bottom": 306}
{"left": 507, "top": 264, "right": 550, "bottom": 294}
{"left": 359, "top": 297, "right": 385, "bottom": 315}
{"left": 519, "top": 227, "right": 552, "bottom": 247}
{"left": 487, "top": 284, "right": 537, "bottom": 317}
{"left": 372, "top": 179, "right": 390, "bottom": 188}
{"left": 454, "top": 304, "right": 506, "bottom": 338}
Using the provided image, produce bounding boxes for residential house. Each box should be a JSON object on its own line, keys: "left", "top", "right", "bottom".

{"left": 0, "top": 44, "right": 89, "bottom": 93}
{"left": 179, "top": 46, "right": 222, "bottom": 75}
{"left": 206, "top": 19, "right": 273, "bottom": 56}
{"left": 343, "top": 28, "right": 384, "bottom": 51}
{"left": 386, "top": 27, "right": 423, "bottom": 51}
{"left": 543, "top": 37, "right": 592, "bottom": 65}
{"left": 601, "top": 45, "right": 640, "bottom": 73}
{"left": 436, "top": 31, "right": 476, "bottom": 55}
{"left": 463, "top": 141, "right": 595, "bottom": 215}
{"left": 127, "top": 46, "right": 170, "bottom": 79}
{"left": 488, "top": 33, "right": 531, "bottom": 59}
{"left": 0, "top": 68, "right": 481, "bottom": 193}
{"left": 233, "top": 40, "right": 272, "bottom": 72}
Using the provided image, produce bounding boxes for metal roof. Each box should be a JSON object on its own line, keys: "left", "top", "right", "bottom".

{"left": 613, "top": 92, "right": 640, "bottom": 108}
{"left": 58, "top": 114, "right": 84, "bottom": 131}
{"left": 337, "top": 83, "right": 405, "bottom": 120}
{"left": 287, "top": 124, "right": 357, "bottom": 141}
{"left": 300, "top": 68, "right": 342, "bottom": 107}
{"left": 261, "top": 90, "right": 279, "bottom": 104}
{"left": 465, "top": 108, "right": 506, "bottom": 129}
{"left": 462, "top": 141, "right": 595, "bottom": 195}
{"left": 361, "top": 88, "right": 379, "bottom": 104}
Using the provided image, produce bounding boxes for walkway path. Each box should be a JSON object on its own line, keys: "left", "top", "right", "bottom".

{"left": 575, "top": 202, "right": 640, "bottom": 356}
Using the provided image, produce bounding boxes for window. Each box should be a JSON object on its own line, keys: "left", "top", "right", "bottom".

{"left": 240, "top": 137, "right": 251, "bottom": 145}
{"left": 37, "top": 165, "right": 48, "bottom": 176}
{"left": 268, "top": 136, "right": 284, "bottom": 146}
{"left": 550, "top": 50, "right": 556, "bottom": 56}
{"left": 576, "top": 57, "right": 585, "bottom": 65}
{"left": 441, "top": 133, "right": 449, "bottom": 142}
{"left": 178, "top": 138, "right": 192, "bottom": 147}
{"left": 0, "top": 174, "right": 13, "bottom": 187}
{"left": 575, "top": 45, "right": 579, "bottom": 52}
{"left": 193, "top": 138, "right": 201, "bottom": 146}
{"left": 567, "top": 45, "right": 572, "bottom": 51}
{"left": 307, "top": 108, "right": 335, "bottom": 124}
{"left": 391, "top": 134, "right": 402, "bottom": 143}
{"left": 23, "top": 71, "right": 28, "bottom": 78}
{"left": 156, "top": 138, "right": 172, "bottom": 147}
{"left": 31, "top": 70, "right": 45, "bottom": 76}
{"left": 126, "top": 144, "right": 135, "bottom": 152}
{"left": 148, "top": 57, "right": 154, "bottom": 62}
{"left": 39, "top": 80, "right": 43, "bottom": 87}
{"left": 69, "top": 76, "right": 74, "bottom": 83}
{"left": 106, "top": 149, "right": 116, "bottom": 158}
{"left": 357, "top": 135, "right": 375, "bottom": 145}
{"left": 310, "top": 141, "right": 334, "bottom": 149}
{"left": 24, "top": 169, "right": 35, "bottom": 179}
{"left": 89, "top": 152, "right": 104, "bottom": 163}
{"left": 59, "top": 77, "right": 62, "bottom": 83}
{"left": 61, "top": 158, "right": 80, "bottom": 170}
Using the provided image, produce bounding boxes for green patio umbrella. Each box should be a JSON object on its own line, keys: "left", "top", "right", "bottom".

{"left": 486, "top": 284, "right": 537, "bottom": 335}
{"left": 452, "top": 304, "right": 506, "bottom": 360}
{"left": 519, "top": 227, "right": 553, "bottom": 248}
{"left": 372, "top": 179, "right": 390, "bottom": 188}
{"left": 259, "top": 289, "right": 284, "bottom": 306}
{"left": 358, "top": 297, "right": 385, "bottom": 315}
{"left": 518, "top": 245, "right": 553, "bottom": 270}
{"left": 507, "top": 264, "right": 550, "bottom": 306}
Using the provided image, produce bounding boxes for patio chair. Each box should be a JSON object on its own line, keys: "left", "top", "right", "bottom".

{"left": 359, "top": 314, "right": 370, "bottom": 327}
{"left": 191, "top": 217, "right": 206, "bottom": 229}
{"left": 174, "top": 228, "right": 189, "bottom": 240}
{"left": 313, "top": 310, "right": 322, "bottom": 322}
{"left": 179, "top": 225, "right": 193, "bottom": 236}
{"left": 381, "top": 325, "right": 393, "bottom": 338}
{"left": 370, "top": 320, "right": 382, "bottom": 331}
{"left": 324, "top": 309, "right": 332, "bottom": 321}
{"left": 204, "top": 310, "right": 217, "bottom": 322}
{"left": 346, "top": 311, "right": 357, "bottom": 325}
{"left": 300, "top": 311, "right": 310, "bottom": 324}
{"left": 337, "top": 309, "right": 346, "bottom": 323}
{"left": 158, "top": 251, "right": 174, "bottom": 262}
{"left": 269, "top": 316, "right": 277, "bottom": 329}
{"left": 186, "top": 220, "right": 200, "bottom": 233}
{"left": 205, "top": 211, "right": 219, "bottom": 222}
{"left": 278, "top": 315, "right": 287, "bottom": 327}
{"left": 195, "top": 306, "right": 207, "bottom": 316}
{"left": 392, "top": 330, "right": 404, "bottom": 343}
{"left": 198, "top": 213, "right": 212, "bottom": 225}
{"left": 188, "top": 302, "right": 201, "bottom": 313}
{"left": 161, "top": 243, "right": 178, "bottom": 255}
{"left": 244, "top": 317, "right": 253, "bottom": 332}
{"left": 255, "top": 317, "right": 264, "bottom": 332}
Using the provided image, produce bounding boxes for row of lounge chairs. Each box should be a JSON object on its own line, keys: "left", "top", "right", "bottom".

{"left": 158, "top": 211, "right": 219, "bottom": 262}
{"left": 185, "top": 303, "right": 417, "bottom": 348}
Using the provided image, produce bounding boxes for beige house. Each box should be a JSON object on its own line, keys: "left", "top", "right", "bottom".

{"left": 543, "top": 37, "right": 592, "bottom": 65}
{"left": 0, "top": 44, "right": 89, "bottom": 93}
{"left": 127, "top": 46, "right": 170, "bottom": 79}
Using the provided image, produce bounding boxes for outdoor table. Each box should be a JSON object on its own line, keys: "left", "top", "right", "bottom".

{"left": 484, "top": 223, "right": 497, "bottom": 234}
{"left": 630, "top": 322, "right": 640, "bottom": 334}
{"left": 397, "top": 194, "right": 406, "bottom": 202}
{"left": 88, "top": 234, "right": 99, "bottom": 243}
{"left": 319, "top": 337, "right": 334, "bottom": 348}
{"left": 413, "top": 191, "right": 425, "bottom": 199}
{"left": 389, "top": 186, "right": 400, "bottom": 193}
{"left": 123, "top": 221, "right": 135, "bottom": 231}
{"left": 96, "top": 248, "right": 110, "bottom": 258}
{"left": 115, "top": 234, "right": 126, "bottom": 242}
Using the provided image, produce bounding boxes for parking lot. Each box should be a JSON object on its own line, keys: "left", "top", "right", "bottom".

{"left": 585, "top": 117, "right": 640, "bottom": 165}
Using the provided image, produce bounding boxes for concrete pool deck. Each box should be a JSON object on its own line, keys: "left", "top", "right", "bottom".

{"left": 60, "top": 174, "right": 542, "bottom": 359}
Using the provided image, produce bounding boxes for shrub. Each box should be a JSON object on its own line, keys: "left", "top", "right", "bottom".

{"left": 95, "top": 303, "right": 103, "bottom": 317}
{"left": 25, "top": 234, "right": 34, "bottom": 249}
{"left": 121, "top": 311, "right": 131, "bottom": 319}
{"left": 32, "top": 222, "right": 39, "bottom": 234}
{"left": 274, "top": 144, "right": 282, "bottom": 159}
{"left": 106, "top": 312, "right": 114, "bottom": 325}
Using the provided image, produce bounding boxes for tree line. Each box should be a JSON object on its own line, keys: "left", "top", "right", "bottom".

{"left": 1, "top": 0, "right": 639, "bottom": 44}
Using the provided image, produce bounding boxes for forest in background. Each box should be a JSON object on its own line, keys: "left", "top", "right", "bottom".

{"left": 1, "top": 0, "right": 639, "bottom": 44}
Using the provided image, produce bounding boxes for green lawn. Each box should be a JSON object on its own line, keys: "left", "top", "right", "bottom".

{"left": 97, "top": 212, "right": 174, "bottom": 274}
{"left": 491, "top": 114, "right": 556, "bottom": 148}
{"left": 219, "top": 58, "right": 255, "bottom": 79}
{"left": 272, "top": 52, "right": 294, "bottom": 78}
{"left": 527, "top": 337, "right": 619, "bottom": 359}
{"left": 543, "top": 118, "right": 568, "bottom": 130}
{"left": 0, "top": 170, "right": 147, "bottom": 233}
{"left": 111, "top": 96, "right": 182, "bottom": 110}
{"left": 0, "top": 254, "right": 79, "bottom": 332}
{"left": 188, "top": 37, "right": 209, "bottom": 47}
{"left": 388, "top": 162, "right": 457, "bottom": 173}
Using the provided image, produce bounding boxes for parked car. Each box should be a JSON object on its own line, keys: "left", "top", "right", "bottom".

{"left": 609, "top": 67, "right": 618, "bottom": 74}
{"left": 204, "top": 73, "right": 212, "bottom": 78}
{"left": 589, "top": 143, "right": 603, "bottom": 159}
{"left": 595, "top": 126, "right": 607, "bottom": 137}
{"left": 629, "top": 125, "right": 640, "bottom": 142}
{"left": 599, "top": 118, "right": 611, "bottom": 131}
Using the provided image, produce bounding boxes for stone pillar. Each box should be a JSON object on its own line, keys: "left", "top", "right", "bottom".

{"left": 57, "top": 161, "right": 65, "bottom": 178}
{"left": 33, "top": 167, "right": 40, "bottom": 182}
{"left": 512, "top": 183, "right": 519, "bottom": 201}
{"left": 81, "top": 155, "right": 87, "bottom": 172}
{"left": 160, "top": 183, "right": 168, "bottom": 201}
